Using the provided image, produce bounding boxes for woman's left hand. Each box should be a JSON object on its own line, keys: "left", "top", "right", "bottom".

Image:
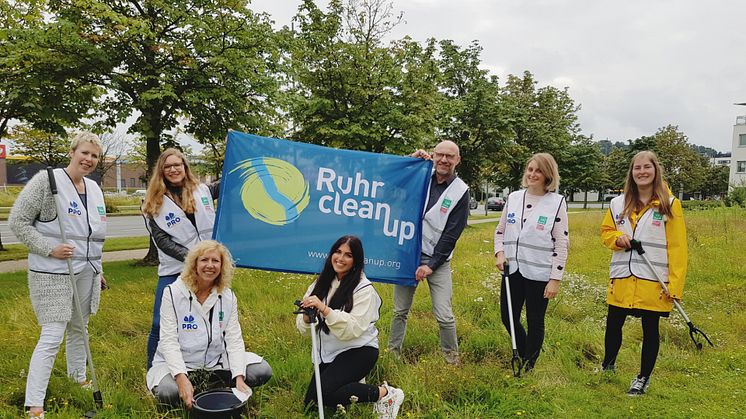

{"left": 235, "top": 376, "right": 251, "bottom": 395}
{"left": 544, "top": 279, "right": 560, "bottom": 299}
{"left": 302, "top": 295, "right": 327, "bottom": 313}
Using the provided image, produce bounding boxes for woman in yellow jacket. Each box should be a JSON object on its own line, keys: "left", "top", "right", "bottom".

{"left": 600, "top": 150, "right": 687, "bottom": 396}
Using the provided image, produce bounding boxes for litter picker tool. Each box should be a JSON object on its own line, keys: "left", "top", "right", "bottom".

{"left": 294, "top": 300, "right": 324, "bottom": 418}
{"left": 47, "top": 167, "right": 103, "bottom": 417}
{"left": 502, "top": 264, "right": 524, "bottom": 377}
{"left": 628, "top": 239, "right": 714, "bottom": 350}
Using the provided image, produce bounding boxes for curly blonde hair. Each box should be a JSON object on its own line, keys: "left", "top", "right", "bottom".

{"left": 142, "top": 148, "right": 200, "bottom": 217}
{"left": 181, "top": 240, "right": 235, "bottom": 293}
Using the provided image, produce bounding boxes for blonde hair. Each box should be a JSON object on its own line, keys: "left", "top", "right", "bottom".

{"left": 521, "top": 153, "right": 560, "bottom": 192}
{"left": 70, "top": 132, "right": 103, "bottom": 154}
{"left": 180, "top": 240, "right": 235, "bottom": 293}
{"left": 142, "top": 148, "right": 200, "bottom": 216}
{"left": 622, "top": 150, "right": 673, "bottom": 218}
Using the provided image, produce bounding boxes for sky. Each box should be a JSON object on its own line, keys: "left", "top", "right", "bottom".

{"left": 250, "top": 0, "right": 746, "bottom": 153}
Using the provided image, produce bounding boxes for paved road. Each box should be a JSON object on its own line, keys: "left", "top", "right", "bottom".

{"left": 1, "top": 215, "right": 148, "bottom": 245}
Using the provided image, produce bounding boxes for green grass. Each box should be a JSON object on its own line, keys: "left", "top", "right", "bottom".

{"left": 0, "top": 208, "right": 744, "bottom": 418}
{"left": 0, "top": 237, "right": 150, "bottom": 262}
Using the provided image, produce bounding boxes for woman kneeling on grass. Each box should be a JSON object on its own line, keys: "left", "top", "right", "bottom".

{"left": 296, "top": 235, "right": 404, "bottom": 418}
{"left": 600, "top": 150, "right": 688, "bottom": 396}
{"left": 146, "top": 240, "right": 272, "bottom": 409}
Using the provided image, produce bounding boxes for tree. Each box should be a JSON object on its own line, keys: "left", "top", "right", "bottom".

{"left": 701, "top": 165, "right": 730, "bottom": 199}
{"left": 94, "top": 129, "right": 134, "bottom": 187}
{"left": 560, "top": 136, "right": 607, "bottom": 208}
{"left": 436, "top": 39, "right": 506, "bottom": 188}
{"left": 495, "top": 71, "right": 581, "bottom": 191}
{"left": 286, "top": 0, "right": 439, "bottom": 154}
{"left": 652, "top": 125, "right": 709, "bottom": 197}
{"left": 8, "top": 125, "right": 70, "bottom": 167}
{"left": 46, "top": 0, "right": 282, "bottom": 263}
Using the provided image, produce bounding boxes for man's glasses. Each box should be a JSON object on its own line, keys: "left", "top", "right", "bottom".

{"left": 432, "top": 151, "right": 458, "bottom": 161}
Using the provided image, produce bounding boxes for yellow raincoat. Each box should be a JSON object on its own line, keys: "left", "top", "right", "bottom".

{"left": 601, "top": 196, "right": 687, "bottom": 313}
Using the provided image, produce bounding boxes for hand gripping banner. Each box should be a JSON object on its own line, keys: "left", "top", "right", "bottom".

{"left": 213, "top": 131, "right": 433, "bottom": 285}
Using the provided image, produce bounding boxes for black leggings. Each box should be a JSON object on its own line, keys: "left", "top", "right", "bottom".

{"left": 500, "top": 271, "right": 550, "bottom": 366}
{"left": 304, "top": 345, "right": 380, "bottom": 408}
{"left": 602, "top": 305, "right": 660, "bottom": 377}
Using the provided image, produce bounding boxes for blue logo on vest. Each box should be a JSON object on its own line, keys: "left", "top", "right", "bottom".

{"left": 68, "top": 201, "right": 82, "bottom": 216}
{"left": 182, "top": 314, "right": 198, "bottom": 330}
{"left": 507, "top": 212, "right": 516, "bottom": 224}
{"left": 165, "top": 212, "right": 182, "bottom": 228}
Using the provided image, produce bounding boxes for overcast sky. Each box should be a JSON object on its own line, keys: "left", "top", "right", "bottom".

{"left": 251, "top": 0, "right": 746, "bottom": 152}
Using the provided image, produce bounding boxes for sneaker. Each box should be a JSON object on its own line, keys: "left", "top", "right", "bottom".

{"left": 593, "top": 364, "right": 615, "bottom": 374}
{"left": 444, "top": 351, "right": 461, "bottom": 366}
{"left": 79, "top": 379, "right": 94, "bottom": 389}
{"left": 627, "top": 375, "right": 651, "bottom": 396}
{"left": 374, "top": 382, "right": 404, "bottom": 419}
{"left": 27, "top": 410, "right": 45, "bottom": 418}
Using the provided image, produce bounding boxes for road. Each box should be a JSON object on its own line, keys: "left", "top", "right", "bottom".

{"left": 1, "top": 202, "right": 607, "bottom": 245}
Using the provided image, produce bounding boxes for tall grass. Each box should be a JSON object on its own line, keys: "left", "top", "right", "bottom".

{"left": 0, "top": 209, "right": 744, "bottom": 418}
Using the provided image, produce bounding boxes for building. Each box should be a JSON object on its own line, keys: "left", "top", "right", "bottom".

{"left": 710, "top": 155, "right": 731, "bottom": 167}
{"left": 730, "top": 115, "right": 746, "bottom": 188}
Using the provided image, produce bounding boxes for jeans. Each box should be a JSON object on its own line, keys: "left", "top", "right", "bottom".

{"left": 389, "top": 256, "right": 458, "bottom": 354}
{"left": 147, "top": 274, "right": 179, "bottom": 369}
{"left": 25, "top": 265, "right": 94, "bottom": 407}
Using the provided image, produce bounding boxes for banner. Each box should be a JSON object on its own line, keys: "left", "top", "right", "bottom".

{"left": 213, "top": 131, "right": 432, "bottom": 285}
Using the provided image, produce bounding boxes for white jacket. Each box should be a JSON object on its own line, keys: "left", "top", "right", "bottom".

{"left": 149, "top": 184, "right": 216, "bottom": 276}
{"left": 609, "top": 195, "right": 671, "bottom": 282}
{"left": 503, "top": 190, "right": 564, "bottom": 282}
{"left": 146, "top": 278, "right": 262, "bottom": 390}
{"left": 421, "top": 177, "right": 469, "bottom": 258}
{"left": 28, "top": 168, "right": 106, "bottom": 275}
{"left": 296, "top": 274, "right": 381, "bottom": 364}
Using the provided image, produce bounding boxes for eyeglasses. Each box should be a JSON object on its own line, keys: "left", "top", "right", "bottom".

{"left": 164, "top": 163, "right": 184, "bottom": 172}
{"left": 432, "top": 151, "right": 458, "bottom": 161}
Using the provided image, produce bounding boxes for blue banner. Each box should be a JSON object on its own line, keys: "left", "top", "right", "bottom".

{"left": 213, "top": 131, "right": 432, "bottom": 285}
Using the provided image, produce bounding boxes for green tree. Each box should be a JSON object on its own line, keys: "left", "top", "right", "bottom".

{"left": 8, "top": 125, "right": 70, "bottom": 167}
{"left": 701, "top": 165, "right": 730, "bottom": 199}
{"left": 559, "top": 136, "right": 607, "bottom": 208}
{"left": 286, "top": 0, "right": 439, "bottom": 154}
{"left": 436, "top": 39, "right": 505, "bottom": 188}
{"left": 652, "top": 125, "right": 708, "bottom": 197}
{"left": 496, "top": 71, "right": 581, "bottom": 191}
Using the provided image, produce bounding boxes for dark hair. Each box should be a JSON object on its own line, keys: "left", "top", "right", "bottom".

{"left": 310, "top": 235, "right": 365, "bottom": 333}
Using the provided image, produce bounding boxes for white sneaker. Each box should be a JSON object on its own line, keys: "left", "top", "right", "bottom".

{"left": 374, "top": 382, "right": 404, "bottom": 419}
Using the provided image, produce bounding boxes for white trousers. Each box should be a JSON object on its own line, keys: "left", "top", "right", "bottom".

{"left": 25, "top": 265, "right": 94, "bottom": 407}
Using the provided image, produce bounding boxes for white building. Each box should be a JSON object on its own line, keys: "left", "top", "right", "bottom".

{"left": 710, "top": 156, "right": 731, "bottom": 166}
{"left": 730, "top": 115, "right": 746, "bottom": 188}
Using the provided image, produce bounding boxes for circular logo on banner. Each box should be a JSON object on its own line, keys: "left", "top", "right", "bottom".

{"left": 231, "top": 157, "right": 310, "bottom": 226}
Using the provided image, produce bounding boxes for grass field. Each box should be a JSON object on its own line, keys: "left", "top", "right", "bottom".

{"left": 0, "top": 209, "right": 744, "bottom": 418}
{"left": 0, "top": 237, "right": 151, "bottom": 262}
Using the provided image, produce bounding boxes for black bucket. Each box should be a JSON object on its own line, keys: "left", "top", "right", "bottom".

{"left": 191, "top": 389, "right": 248, "bottom": 419}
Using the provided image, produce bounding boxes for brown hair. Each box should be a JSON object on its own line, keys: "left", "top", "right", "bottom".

{"left": 521, "top": 153, "right": 560, "bottom": 192}
{"left": 621, "top": 151, "right": 673, "bottom": 218}
{"left": 180, "top": 240, "right": 235, "bottom": 293}
{"left": 142, "top": 148, "right": 200, "bottom": 216}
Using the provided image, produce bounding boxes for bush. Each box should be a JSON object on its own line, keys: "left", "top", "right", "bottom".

{"left": 680, "top": 200, "right": 725, "bottom": 211}
{"left": 724, "top": 186, "right": 746, "bottom": 208}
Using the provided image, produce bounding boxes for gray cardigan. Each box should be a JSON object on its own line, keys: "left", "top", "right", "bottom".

{"left": 8, "top": 171, "right": 101, "bottom": 324}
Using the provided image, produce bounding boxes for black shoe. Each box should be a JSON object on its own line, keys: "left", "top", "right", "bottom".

{"left": 627, "top": 375, "right": 651, "bottom": 396}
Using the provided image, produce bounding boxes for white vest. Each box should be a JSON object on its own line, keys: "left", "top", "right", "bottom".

{"left": 29, "top": 169, "right": 106, "bottom": 275}
{"left": 609, "top": 195, "right": 671, "bottom": 282}
{"left": 153, "top": 278, "right": 235, "bottom": 371}
{"left": 151, "top": 184, "right": 215, "bottom": 276}
{"left": 503, "top": 190, "right": 564, "bottom": 282}
{"left": 421, "top": 177, "right": 469, "bottom": 259}
{"left": 315, "top": 276, "right": 381, "bottom": 364}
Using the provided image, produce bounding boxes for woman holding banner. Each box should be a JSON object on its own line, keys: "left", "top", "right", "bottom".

{"left": 146, "top": 240, "right": 271, "bottom": 407}
{"left": 296, "top": 235, "right": 404, "bottom": 418}
{"left": 494, "top": 153, "right": 569, "bottom": 373}
{"left": 600, "top": 151, "right": 687, "bottom": 396}
{"left": 9, "top": 132, "right": 106, "bottom": 418}
{"left": 142, "top": 148, "right": 219, "bottom": 369}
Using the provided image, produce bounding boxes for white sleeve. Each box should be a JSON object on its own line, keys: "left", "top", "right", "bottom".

{"left": 223, "top": 292, "right": 247, "bottom": 379}
{"left": 159, "top": 287, "right": 188, "bottom": 377}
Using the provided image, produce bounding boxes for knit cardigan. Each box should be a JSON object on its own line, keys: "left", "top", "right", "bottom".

{"left": 8, "top": 171, "right": 101, "bottom": 324}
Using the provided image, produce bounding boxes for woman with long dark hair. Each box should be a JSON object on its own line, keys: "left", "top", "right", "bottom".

{"left": 600, "top": 150, "right": 688, "bottom": 395}
{"left": 296, "top": 236, "right": 404, "bottom": 418}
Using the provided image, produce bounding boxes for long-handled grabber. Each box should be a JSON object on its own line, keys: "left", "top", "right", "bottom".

{"left": 502, "top": 264, "right": 524, "bottom": 377}
{"left": 294, "top": 300, "right": 324, "bottom": 418}
{"left": 628, "top": 239, "right": 714, "bottom": 350}
{"left": 47, "top": 167, "right": 103, "bottom": 417}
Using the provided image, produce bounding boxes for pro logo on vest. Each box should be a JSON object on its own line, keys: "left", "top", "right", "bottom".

{"left": 507, "top": 212, "right": 517, "bottom": 224}
{"left": 165, "top": 212, "right": 182, "bottom": 228}
{"left": 182, "top": 314, "right": 198, "bottom": 330}
{"left": 68, "top": 201, "right": 82, "bottom": 216}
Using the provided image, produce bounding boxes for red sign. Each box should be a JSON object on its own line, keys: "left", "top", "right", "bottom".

{"left": 0, "top": 144, "right": 6, "bottom": 159}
